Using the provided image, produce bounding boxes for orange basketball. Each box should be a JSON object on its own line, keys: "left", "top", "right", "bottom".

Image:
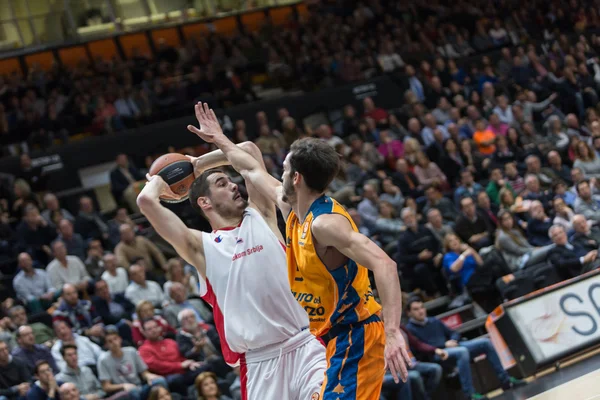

{"left": 149, "top": 153, "right": 195, "bottom": 203}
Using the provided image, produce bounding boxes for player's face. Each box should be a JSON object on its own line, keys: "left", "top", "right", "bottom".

{"left": 281, "top": 153, "right": 297, "bottom": 204}
{"left": 206, "top": 173, "right": 247, "bottom": 218}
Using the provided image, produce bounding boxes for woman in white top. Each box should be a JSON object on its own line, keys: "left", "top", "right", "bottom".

{"left": 163, "top": 257, "right": 199, "bottom": 299}
{"left": 496, "top": 210, "right": 553, "bottom": 270}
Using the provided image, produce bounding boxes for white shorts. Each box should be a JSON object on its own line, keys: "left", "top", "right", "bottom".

{"left": 240, "top": 329, "right": 327, "bottom": 400}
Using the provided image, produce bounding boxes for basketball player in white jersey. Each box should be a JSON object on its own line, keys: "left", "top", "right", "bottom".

{"left": 137, "top": 140, "right": 327, "bottom": 399}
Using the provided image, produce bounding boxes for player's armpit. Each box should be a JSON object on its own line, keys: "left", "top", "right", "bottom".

{"left": 311, "top": 213, "right": 394, "bottom": 272}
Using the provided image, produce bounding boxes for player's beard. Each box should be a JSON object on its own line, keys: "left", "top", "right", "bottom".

{"left": 215, "top": 197, "right": 247, "bottom": 219}
{"left": 282, "top": 176, "right": 296, "bottom": 204}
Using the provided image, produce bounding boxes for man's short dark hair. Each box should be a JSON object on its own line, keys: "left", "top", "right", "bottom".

{"left": 289, "top": 138, "right": 340, "bottom": 193}
{"left": 60, "top": 343, "right": 77, "bottom": 357}
{"left": 34, "top": 360, "right": 51, "bottom": 375}
{"left": 406, "top": 297, "right": 423, "bottom": 312}
{"left": 189, "top": 168, "right": 225, "bottom": 214}
{"left": 576, "top": 179, "right": 590, "bottom": 194}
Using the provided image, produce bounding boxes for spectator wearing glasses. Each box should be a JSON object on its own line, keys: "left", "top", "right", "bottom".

{"left": 12, "top": 325, "right": 59, "bottom": 375}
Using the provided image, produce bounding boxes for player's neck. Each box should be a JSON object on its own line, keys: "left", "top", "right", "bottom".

{"left": 295, "top": 191, "right": 324, "bottom": 224}
{"left": 209, "top": 214, "right": 243, "bottom": 232}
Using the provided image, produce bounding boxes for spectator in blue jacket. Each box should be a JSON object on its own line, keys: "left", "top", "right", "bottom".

{"left": 26, "top": 361, "right": 60, "bottom": 400}
{"left": 12, "top": 326, "right": 59, "bottom": 375}
{"left": 405, "top": 298, "right": 525, "bottom": 400}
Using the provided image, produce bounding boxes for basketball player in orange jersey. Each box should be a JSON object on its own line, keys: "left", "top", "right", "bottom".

{"left": 188, "top": 103, "right": 411, "bottom": 400}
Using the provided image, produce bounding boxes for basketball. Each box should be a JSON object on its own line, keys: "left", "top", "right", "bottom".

{"left": 148, "top": 153, "right": 195, "bottom": 203}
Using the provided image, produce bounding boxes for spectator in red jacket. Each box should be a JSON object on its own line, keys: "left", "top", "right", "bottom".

{"left": 131, "top": 300, "right": 176, "bottom": 347}
{"left": 138, "top": 319, "right": 210, "bottom": 395}
{"left": 363, "top": 97, "right": 389, "bottom": 122}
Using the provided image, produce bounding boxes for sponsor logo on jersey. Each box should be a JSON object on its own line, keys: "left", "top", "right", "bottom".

{"left": 236, "top": 237, "right": 243, "bottom": 244}
{"left": 232, "top": 244, "right": 264, "bottom": 261}
{"left": 301, "top": 221, "right": 309, "bottom": 239}
{"left": 311, "top": 393, "right": 320, "bottom": 400}
{"left": 214, "top": 235, "right": 223, "bottom": 243}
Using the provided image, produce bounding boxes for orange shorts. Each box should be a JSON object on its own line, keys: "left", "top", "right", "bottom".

{"left": 320, "top": 315, "right": 385, "bottom": 400}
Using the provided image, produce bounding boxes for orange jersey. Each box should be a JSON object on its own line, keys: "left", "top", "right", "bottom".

{"left": 285, "top": 195, "right": 382, "bottom": 337}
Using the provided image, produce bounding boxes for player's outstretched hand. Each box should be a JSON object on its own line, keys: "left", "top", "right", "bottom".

{"left": 187, "top": 102, "right": 224, "bottom": 143}
{"left": 384, "top": 329, "right": 412, "bottom": 383}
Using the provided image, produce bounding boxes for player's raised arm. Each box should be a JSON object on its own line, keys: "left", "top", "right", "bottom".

{"left": 187, "top": 141, "right": 262, "bottom": 176}
{"left": 187, "top": 103, "right": 291, "bottom": 218}
{"left": 311, "top": 213, "right": 411, "bottom": 383}
{"left": 136, "top": 174, "right": 206, "bottom": 277}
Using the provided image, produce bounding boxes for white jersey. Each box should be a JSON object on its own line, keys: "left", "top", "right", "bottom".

{"left": 199, "top": 207, "right": 309, "bottom": 365}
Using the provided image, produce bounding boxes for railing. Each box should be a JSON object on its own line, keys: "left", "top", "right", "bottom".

{"left": 0, "top": 0, "right": 303, "bottom": 58}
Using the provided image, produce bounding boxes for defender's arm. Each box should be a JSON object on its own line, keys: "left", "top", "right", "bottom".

{"left": 187, "top": 103, "right": 291, "bottom": 218}
{"left": 311, "top": 213, "right": 410, "bottom": 383}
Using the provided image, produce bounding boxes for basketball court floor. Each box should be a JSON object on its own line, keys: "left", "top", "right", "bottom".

{"left": 491, "top": 352, "right": 600, "bottom": 399}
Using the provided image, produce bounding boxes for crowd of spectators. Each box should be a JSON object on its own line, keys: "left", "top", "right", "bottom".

{"left": 3, "top": 0, "right": 600, "bottom": 156}
{"left": 4, "top": 0, "right": 600, "bottom": 399}
{"left": 0, "top": 159, "right": 239, "bottom": 399}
